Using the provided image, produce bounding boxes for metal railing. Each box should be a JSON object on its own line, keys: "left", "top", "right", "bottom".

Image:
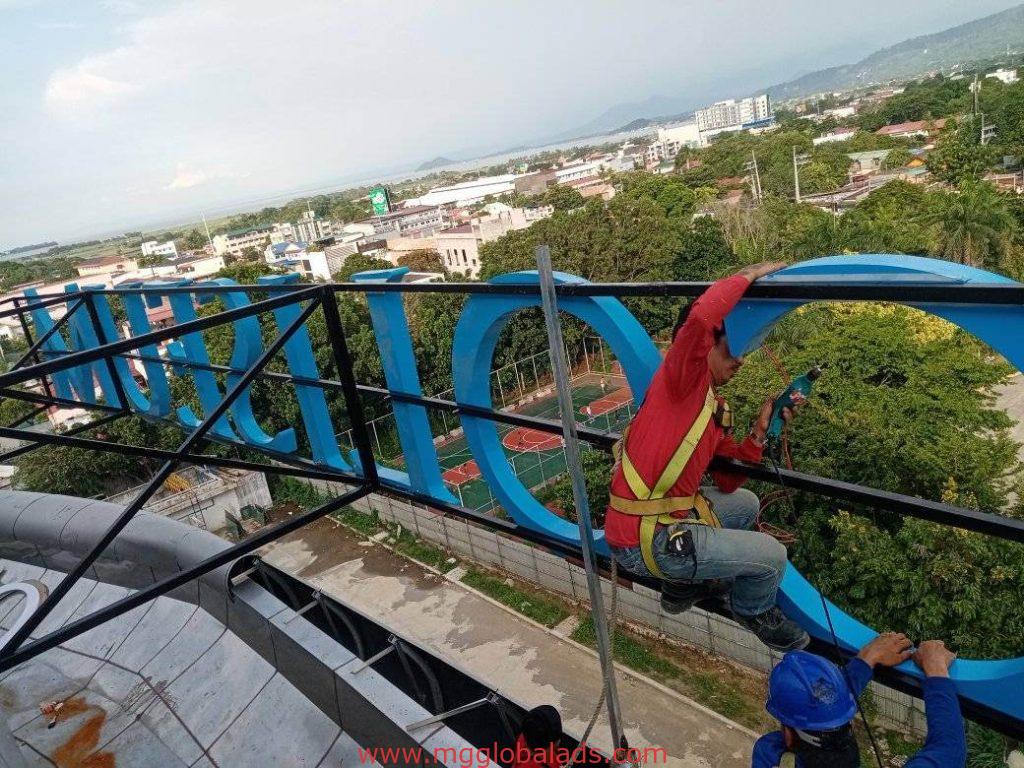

{"left": 0, "top": 275, "right": 1020, "bottom": 739}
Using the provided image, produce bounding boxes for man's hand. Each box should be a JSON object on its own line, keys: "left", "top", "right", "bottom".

{"left": 914, "top": 640, "right": 957, "bottom": 678}
{"left": 751, "top": 391, "right": 807, "bottom": 444}
{"left": 858, "top": 632, "right": 913, "bottom": 668}
{"left": 738, "top": 262, "right": 787, "bottom": 282}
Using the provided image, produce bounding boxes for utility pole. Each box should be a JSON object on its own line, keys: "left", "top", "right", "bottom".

{"left": 792, "top": 147, "right": 810, "bottom": 204}
{"left": 980, "top": 115, "right": 996, "bottom": 145}
{"left": 745, "top": 151, "right": 763, "bottom": 203}
{"left": 973, "top": 73, "right": 980, "bottom": 117}
{"left": 201, "top": 214, "right": 213, "bottom": 248}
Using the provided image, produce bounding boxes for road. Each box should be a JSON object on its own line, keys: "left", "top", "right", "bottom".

{"left": 261, "top": 517, "right": 756, "bottom": 768}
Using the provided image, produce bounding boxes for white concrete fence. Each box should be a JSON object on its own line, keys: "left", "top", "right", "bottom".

{"left": 301, "top": 478, "right": 928, "bottom": 736}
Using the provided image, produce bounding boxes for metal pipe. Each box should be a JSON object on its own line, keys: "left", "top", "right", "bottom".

{"left": 83, "top": 291, "right": 129, "bottom": 410}
{"left": 17, "top": 280, "right": 1024, "bottom": 304}
{"left": 320, "top": 285, "right": 379, "bottom": 486}
{"left": 0, "top": 413, "right": 124, "bottom": 463}
{"left": 536, "top": 243, "right": 625, "bottom": 748}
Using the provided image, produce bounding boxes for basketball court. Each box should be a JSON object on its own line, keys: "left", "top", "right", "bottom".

{"left": 433, "top": 373, "right": 635, "bottom": 511}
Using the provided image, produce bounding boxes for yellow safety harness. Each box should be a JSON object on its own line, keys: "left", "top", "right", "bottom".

{"left": 610, "top": 386, "right": 723, "bottom": 580}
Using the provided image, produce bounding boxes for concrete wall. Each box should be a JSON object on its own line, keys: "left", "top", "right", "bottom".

{"left": 106, "top": 469, "right": 272, "bottom": 533}
{"left": 305, "top": 483, "right": 929, "bottom": 737}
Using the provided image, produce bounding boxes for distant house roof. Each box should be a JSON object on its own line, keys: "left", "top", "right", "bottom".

{"left": 173, "top": 253, "right": 223, "bottom": 266}
{"left": 438, "top": 224, "right": 474, "bottom": 235}
{"left": 876, "top": 118, "right": 947, "bottom": 136}
{"left": 79, "top": 254, "right": 135, "bottom": 268}
{"left": 359, "top": 205, "right": 439, "bottom": 225}
{"left": 269, "top": 242, "right": 308, "bottom": 257}
{"left": 848, "top": 149, "right": 892, "bottom": 162}
{"left": 222, "top": 225, "right": 273, "bottom": 238}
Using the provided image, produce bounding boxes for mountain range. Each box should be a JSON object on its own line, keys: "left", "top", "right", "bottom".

{"left": 767, "top": 2, "right": 1024, "bottom": 100}
{"left": 566, "top": 3, "right": 1024, "bottom": 138}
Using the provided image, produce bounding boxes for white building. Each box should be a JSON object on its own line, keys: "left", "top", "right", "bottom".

{"left": 553, "top": 161, "right": 605, "bottom": 184}
{"left": 362, "top": 205, "right": 448, "bottom": 239}
{"left": 986, "top": 68, "right": 1019, "bottom": 85}
{"left": 825, "top": 105, "right": 856, "bottom": 120}
{"left": 212, "top": 226, "right": 274, "bottom": 257}
{"left": 695, "top": 94, "right": 772, "bottom": 132}
{"left": 295, "top": 210, "right": 334, "bottom": 243}
{"left": 644, "top": 122, "right": 702, "bottom": 165}
{"left": 404, "top": 175, "right": 519, "bottom": 207}
{"left": 171, "top": 253, "right": 225, "bottom": 278}
{"left": 76, "top": 256, "right": 139, "bottom": 278}
{"left": 140, "top": 240, "right": 178, "bottom": 258}
{"left": 264, "top": 242, "right": 345, "bottom": 282}
{"left": 435, "top": 204, "right": 550, "bottom": 279}
{"left": 813, "top": 127, "right": 858, "bottom": 146}
{"left": 270, "top": 222, "right": 296, "bottom": 244}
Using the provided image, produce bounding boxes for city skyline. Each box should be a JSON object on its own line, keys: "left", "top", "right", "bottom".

{"left": 1, "top": 0, "right": 1018, "bottom": 249}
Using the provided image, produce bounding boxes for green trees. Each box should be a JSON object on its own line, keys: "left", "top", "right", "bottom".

{"left": 675, "top": 217, "right": 734, "bottom": 280}
{"left": 916, "top": 181, "right": 1016, "bottom": 268}
{"left": 397, "top": 249, "right": 444, "bottom": 273}
{"left": 541, "top": 184, "right": 585, "bottom": 211}
{"left": 857, "top": 75, "right": 970, "bottom": 132}
{"left": 331, "top": 255, "right": 393, "bottom": 282}
{"left": 724, "top": 302, "right": 1023, "bottom": 658}
{"left": 927, "top": 118, "right": 997, "bottom": 184}
{"left": 181, "top": 229, "right": 207, "bottom": 251}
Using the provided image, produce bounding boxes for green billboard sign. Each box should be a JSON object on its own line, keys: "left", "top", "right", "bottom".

{"left": 369, "top": 186, "right": 391, "bottom": 217}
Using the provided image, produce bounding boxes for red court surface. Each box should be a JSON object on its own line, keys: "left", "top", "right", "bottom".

{"left": 442, "top": 459, "right": 481, "bottom": 484}
{"left": 501, "top": 427, "right": 564, "bottom": 452}
{"left": 579, "top": 385, "right": 632, "bottom": 417}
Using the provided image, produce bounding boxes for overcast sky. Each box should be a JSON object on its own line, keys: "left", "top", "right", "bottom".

{"left": 0, "top": 0, "right": 1018, "bottom": 249}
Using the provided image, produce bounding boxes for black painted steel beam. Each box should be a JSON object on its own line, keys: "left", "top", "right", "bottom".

{"left": 0, "top": 483, "right": 372, "bottom": 672}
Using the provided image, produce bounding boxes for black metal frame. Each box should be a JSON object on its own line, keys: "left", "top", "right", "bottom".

{"left": 0, "top": 278, "right": 1021, "bottom": 737}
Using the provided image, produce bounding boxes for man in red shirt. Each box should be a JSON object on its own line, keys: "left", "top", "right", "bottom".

{"left": 605, "top": 262, "right": 809, "bottom": 652}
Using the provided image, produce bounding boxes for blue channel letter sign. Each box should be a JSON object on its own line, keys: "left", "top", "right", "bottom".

{"left": 21, "top": 254, "right": 1024, "bottom": 721}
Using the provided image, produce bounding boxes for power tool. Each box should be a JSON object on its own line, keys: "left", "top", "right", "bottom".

{"left": 766, "top": 365, "right": 822, "bottom": 460}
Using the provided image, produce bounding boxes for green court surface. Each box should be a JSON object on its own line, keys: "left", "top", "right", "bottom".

{"left": 434, "top": 379, "right": 634, "bottom": 511}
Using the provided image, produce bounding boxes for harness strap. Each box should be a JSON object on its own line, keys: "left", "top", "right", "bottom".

{"left": 624, "top": 495, "right": 721, "bottom": 579}
{"left": 779, "top": 752, "right": 796, "bottom": 768}
{"left": 612, "top": 386, "right": 721, "bottom": 580}
{"left": 621, "top": 387, "right": 716, "bottom": 500}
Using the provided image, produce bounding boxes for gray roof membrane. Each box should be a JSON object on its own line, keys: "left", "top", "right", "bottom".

{"left": 0, "top": 491, "right": 488, "bottom": 768}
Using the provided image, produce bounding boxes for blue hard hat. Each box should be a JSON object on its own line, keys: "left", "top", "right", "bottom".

{"left": 766, "top": 651, "right": 857, "bottom": 731}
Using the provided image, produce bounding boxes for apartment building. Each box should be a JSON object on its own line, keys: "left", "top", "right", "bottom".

{"left": 695, "top": 94, "right": 772, "bottom": 132}
{"left": 140, "top": 240, "right": 178, "bottom": 258}
{"left": 212, "top": 226, "right": 274, "bottom": 257}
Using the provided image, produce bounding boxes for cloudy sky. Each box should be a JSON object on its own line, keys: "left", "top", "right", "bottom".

{"left": 0, "top": 0, "right": 1017, "bottom": 248}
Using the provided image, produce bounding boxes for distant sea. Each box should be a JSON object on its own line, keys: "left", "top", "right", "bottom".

{"left": 114, "top": 124, "right": 657, "bottom": 239}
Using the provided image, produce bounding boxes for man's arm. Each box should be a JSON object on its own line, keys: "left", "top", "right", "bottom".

{"left": 664, "top": 262, "right": 785, "bottom": 393}
{"left": 905, "top": 641, "right": 967, "bottom": 768}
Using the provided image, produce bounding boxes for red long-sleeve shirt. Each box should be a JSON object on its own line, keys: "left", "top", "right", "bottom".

{"left": 604, "top": 274, "right": 763, "bottom": 548}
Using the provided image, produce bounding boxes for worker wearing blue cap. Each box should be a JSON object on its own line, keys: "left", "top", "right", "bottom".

{"left": 753, "top": 633, "right": 966, "bottom": 767}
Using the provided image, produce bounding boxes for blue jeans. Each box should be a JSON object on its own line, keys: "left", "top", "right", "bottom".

{"left": 610, "top": 487, "right": 787, "bottom": 617}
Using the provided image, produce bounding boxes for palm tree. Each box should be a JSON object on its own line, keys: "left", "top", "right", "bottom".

{"left": 917, "top": 181, "right": 1017, "bottom": 269}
